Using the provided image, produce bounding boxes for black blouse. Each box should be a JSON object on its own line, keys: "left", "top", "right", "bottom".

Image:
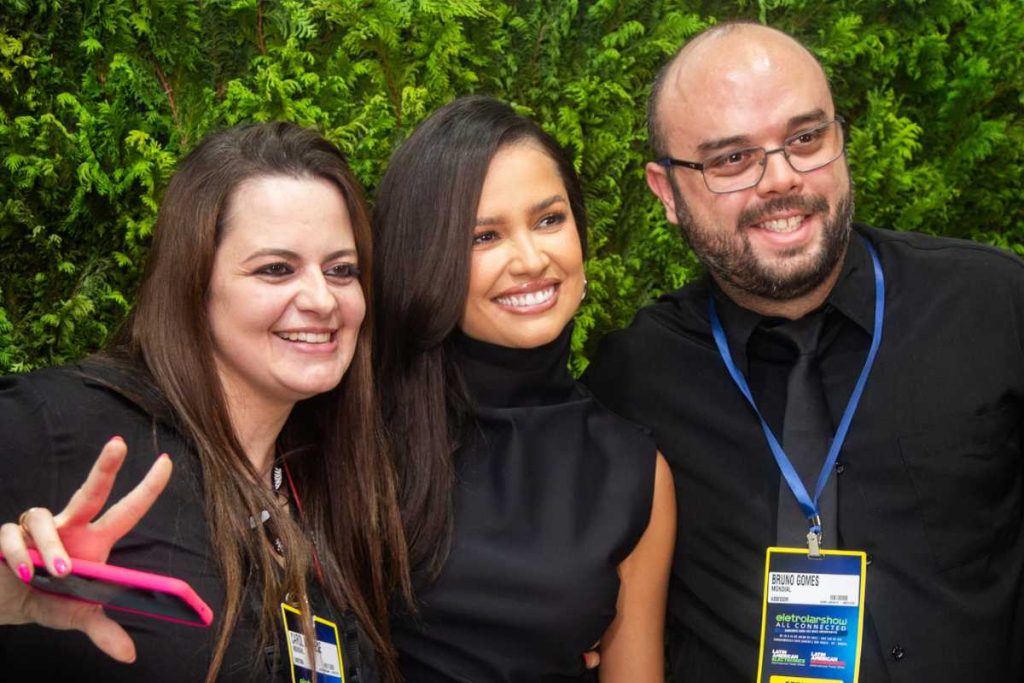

{"left": 393, "top": 326, "right": 657, "bottom": 682}
{"left": 0, "top": 363, "right": 376, "bottom": 682}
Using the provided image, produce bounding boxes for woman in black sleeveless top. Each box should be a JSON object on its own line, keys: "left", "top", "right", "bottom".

{"left": 375, "top": 97, "right": 676, "bottom": 681}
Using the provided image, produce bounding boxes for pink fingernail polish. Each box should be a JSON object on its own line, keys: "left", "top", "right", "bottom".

{"left": 17, "top": 563, "right": 31, "bottom": 583}
{"left": 53, "top": 558, "right": 68, "bottom": 576}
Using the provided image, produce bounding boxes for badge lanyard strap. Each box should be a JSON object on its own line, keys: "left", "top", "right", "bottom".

{"left": 708, "top": 236, "right": 885, "bottom": 547}
{"left": 281, "top": 458, "right": 325, "bottom": 584}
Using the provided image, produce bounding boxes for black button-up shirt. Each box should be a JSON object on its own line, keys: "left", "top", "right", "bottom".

{"left": 584, "top": 224, "right": 1024, "bottom": 682}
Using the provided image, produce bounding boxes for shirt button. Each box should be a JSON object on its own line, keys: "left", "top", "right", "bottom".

{"left": 891, "top": 645, "right": 905, "bottom": 661}
{"left": 835, "top": 462, "right": 846, "bottom": 474}
{"left": 866, "top": 553, "right": 873, "bottom": 565}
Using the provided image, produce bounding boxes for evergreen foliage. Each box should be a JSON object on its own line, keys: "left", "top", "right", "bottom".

{"left": 3, "top": 0, "right": 1022, "bottom": 373}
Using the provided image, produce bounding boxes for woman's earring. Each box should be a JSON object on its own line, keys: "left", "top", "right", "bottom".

{"left": 581, "top": 277, "right": 589, "bottom": 302}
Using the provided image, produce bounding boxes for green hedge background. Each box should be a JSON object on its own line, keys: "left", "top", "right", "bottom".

{"left": 2, "top": 0, "right": 1022, "bottom": 374}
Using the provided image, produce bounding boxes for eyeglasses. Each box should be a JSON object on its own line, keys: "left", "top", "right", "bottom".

{"left": 656, "top": 116, "right": 846, "bottom": 194}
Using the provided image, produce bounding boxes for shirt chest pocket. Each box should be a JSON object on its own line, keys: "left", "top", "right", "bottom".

{"left": 898, "top": 403, "right": 1023, "bottom": 572}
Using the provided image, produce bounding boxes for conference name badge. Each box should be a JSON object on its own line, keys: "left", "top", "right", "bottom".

{"left": 756, "top": 548, "right": 866, "bottom": 683}
{"left": 280, "top": 602, "right": 346, "bottom": 683}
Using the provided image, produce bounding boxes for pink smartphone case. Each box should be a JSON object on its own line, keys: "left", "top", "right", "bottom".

{"left": 5, "top": 549, "right": 214, "bottom": 627}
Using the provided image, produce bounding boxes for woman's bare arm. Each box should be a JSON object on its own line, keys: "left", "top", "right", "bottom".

{"left": 598, "top": 452, "right": 676, "bottom": 682}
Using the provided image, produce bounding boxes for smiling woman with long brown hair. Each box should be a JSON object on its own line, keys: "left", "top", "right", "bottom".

{"left": 0, "top": 122, "right": 409, "bottom": 682}
{"left": 375, "top": 96, "right": 675, "bottom": 681}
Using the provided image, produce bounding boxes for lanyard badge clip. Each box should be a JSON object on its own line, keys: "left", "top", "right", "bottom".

{"left": 807, "top": 514, "right": 823, "bottom": 558}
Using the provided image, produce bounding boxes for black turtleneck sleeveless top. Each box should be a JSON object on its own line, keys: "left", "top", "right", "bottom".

{"left": 392, "top": 326, "right": 657, "bottom": 682}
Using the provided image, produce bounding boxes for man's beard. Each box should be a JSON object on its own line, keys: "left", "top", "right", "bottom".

{"left": 671, "top": 179, "right": 854, "bottom": 301}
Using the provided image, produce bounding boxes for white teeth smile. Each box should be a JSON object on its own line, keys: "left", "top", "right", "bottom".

{"left": 276, "top": 331, "right": 332, "bottom": 343}
{"left": 757, "top": 216, "right": 804, "bottom": 233}
{"left": 495, "top": 286, "right": 556, "bottom": 307}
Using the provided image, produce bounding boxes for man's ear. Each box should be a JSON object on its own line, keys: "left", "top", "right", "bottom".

{"left": 645, "top": 162, "right": 680, "bottom": 225}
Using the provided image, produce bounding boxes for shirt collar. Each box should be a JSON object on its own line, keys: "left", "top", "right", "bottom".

{"left": 827, "top": 227, "right": 875, "bottom": 336}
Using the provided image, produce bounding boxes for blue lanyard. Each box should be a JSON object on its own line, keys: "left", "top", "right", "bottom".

{"left": 708, "top": 237, "right": 884, "bottom": 548}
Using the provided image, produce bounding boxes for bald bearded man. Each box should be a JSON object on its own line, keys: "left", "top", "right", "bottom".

{"left": 585, "top": 22, "right": 1024, "bottom": 683}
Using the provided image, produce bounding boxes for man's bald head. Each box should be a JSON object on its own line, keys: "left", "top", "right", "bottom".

{"left": 647, "top": 22, "right": 831, "bottom": 157}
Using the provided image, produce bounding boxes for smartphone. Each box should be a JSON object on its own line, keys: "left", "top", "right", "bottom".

{"left": 2, "top": 549, "right": 214, "bottom": 627}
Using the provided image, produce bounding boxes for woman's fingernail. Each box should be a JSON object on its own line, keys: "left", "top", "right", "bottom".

{"left": 17, "top": 563, "right": 32, "bottom": 583}
{"left": 53, "top": 558, "right": 68, "bottom": 576}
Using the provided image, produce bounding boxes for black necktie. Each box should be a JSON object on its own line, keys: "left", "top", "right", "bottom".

{"left": 771, "top": 313, "right": 838, "bottom": 548}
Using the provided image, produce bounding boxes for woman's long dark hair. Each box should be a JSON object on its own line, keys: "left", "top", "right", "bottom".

{"left": 372, "top": 96, "right": 587, "bottom": 575}
{"left": 102, "top": 122, "right": 409, "bottom": 682}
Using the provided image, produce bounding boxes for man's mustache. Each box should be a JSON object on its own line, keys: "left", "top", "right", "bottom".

{"left": 738, "top": 195, "right": 829, "bottom": 228}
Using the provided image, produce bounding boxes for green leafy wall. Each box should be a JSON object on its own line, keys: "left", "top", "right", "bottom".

{"left": 3, "top": 0, "right": 1022, "bottom": 374}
